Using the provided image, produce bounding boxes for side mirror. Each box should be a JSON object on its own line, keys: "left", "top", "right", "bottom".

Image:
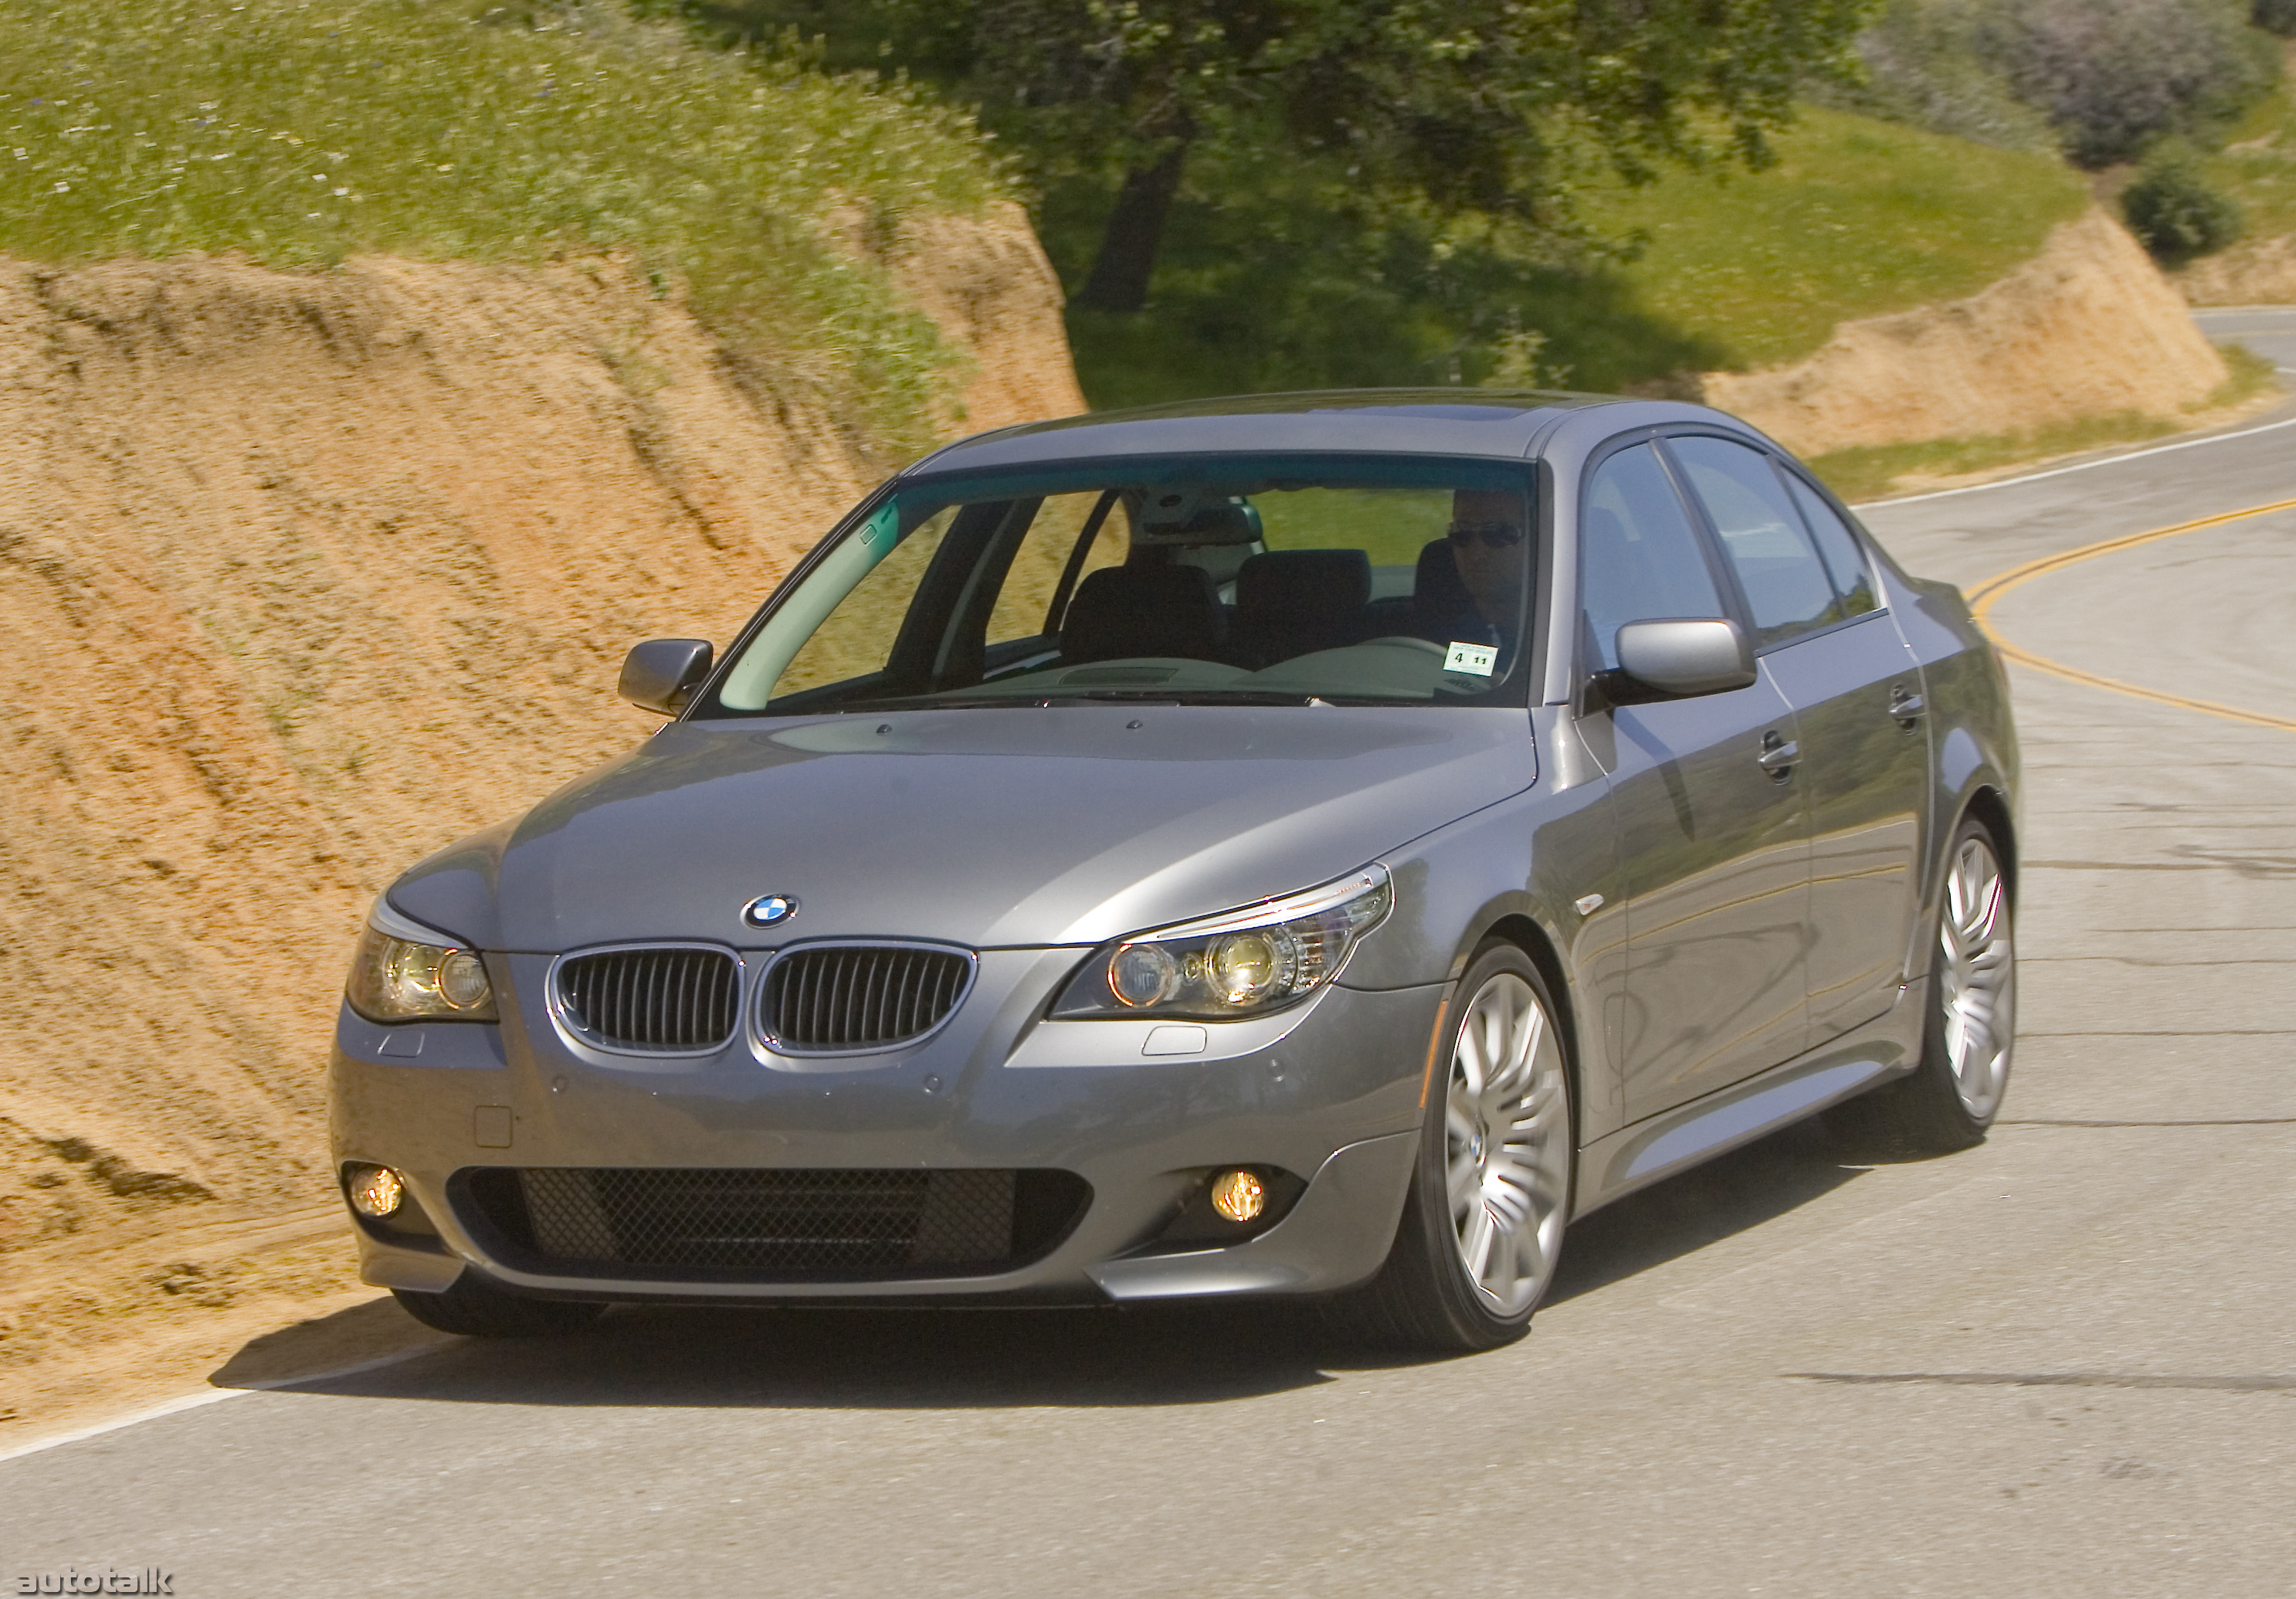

{"left": 1613, "top": 618, "right": 1755, "bottom": 699}
{"left": 618, "top": 638, "right": 713, "bottom": 716}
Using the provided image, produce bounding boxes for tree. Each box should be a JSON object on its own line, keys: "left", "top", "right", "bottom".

{"left": 664, "top": 0, "right": 1877, "bottom": 312}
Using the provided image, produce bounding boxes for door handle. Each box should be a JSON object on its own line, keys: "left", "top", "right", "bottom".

{"left": 1888, "top": 684, "right": 1925, "bottom": 728}
{"left": 1757, "top": 732, "right": 1799, "bottom": 779}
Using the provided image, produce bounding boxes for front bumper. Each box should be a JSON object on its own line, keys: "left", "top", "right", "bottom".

{"left": 328, "top": 948, "right": 1440, "bottom": 1304}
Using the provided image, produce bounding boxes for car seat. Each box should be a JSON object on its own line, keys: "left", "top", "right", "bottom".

{"left": 1409, "top": 539, "right": 1495, "bottom": 647}
{"left": 1230, "top": 549, "right": 1372, "bottom": 668}
{"left": 1059, "top": 564, "right": 1228, "bottom": 663}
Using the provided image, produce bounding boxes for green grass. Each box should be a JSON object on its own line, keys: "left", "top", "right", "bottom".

{"left": 1809, "top": 412, "right": 2181, "bottom": 502}
{"left": 0, "top": 0, "right": 1008, "bottom": 446}
{"left": 1810, "top": 343, "right": 2281, "bottom": 500}
{"left": 1588, "top": 106, "right": 2093, "bottom": 371}
{"left": 2207, "top": 70, "right": 2296, "bottom": 240}
{"left": 1052, "top": 104, "right": 2095, "bottom": 411}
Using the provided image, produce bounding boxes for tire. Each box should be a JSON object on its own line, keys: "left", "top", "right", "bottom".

{"left": 1327, "top": 943, "right": 1575, "bottom": 1353}
{"left": 392, "top": 1273, "right": 608, "bottom": 1339}
{"left": 1826, "top": 814, "right": 2016, "bottom": 1156}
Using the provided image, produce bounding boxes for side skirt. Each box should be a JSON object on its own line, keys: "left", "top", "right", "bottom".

{"left": 1572, "top": 977, "right": 1926, "bottom": 1220}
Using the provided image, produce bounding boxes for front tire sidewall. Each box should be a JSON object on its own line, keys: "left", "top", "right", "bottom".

{"left": 1400, "top": 944, "right": 1575, "bottom": 1348}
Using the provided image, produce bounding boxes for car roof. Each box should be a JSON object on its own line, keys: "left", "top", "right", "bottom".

{"left": 904, "top": 389, "right": 1748, "bottom": 480}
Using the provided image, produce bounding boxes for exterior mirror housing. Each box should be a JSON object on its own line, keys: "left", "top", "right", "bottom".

{"left": 618, "top": 638, "right": 713, "bottom": 716}
{"left": 1613, "top": 618, "right": 1756, "bottom": 699}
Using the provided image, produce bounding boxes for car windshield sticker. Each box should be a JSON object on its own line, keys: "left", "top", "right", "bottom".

{"left": 1444, "top": 641, "right": 1497, "bottom": 677}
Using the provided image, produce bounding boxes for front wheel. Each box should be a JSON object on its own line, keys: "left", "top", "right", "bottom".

{"left": 1328, "top": 944, "right": 1574, "bottom": 1351}
{"left": 1826, "top": 815, "right": 2016, "bottom": 1155}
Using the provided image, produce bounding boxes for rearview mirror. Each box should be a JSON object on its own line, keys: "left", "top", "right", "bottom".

{"left": 618, "top": 638, "right": 713, "bottom": 716}
{"left": 1613, "top": 618, "right": 1755, "bottom": 699}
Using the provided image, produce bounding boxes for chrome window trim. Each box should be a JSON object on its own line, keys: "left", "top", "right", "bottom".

{"left": 546, "top": 941, "right": 747, "bottom": 1060}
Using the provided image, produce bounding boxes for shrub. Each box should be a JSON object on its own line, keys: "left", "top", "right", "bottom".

{"left": 1983, "top": 0, "right": 2281, "bottom": 168}
{"left": 2254, "top": 0, "right": 2296, "bottom": 36}
{"left": 2123, "top": 142, "right": 2247, "bottom": 262}
{"left": 1829, "top": 0, "right": 2057, "bottom": 151}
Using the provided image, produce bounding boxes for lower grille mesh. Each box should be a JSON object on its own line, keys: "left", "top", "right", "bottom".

{"left": 459, "top": 1167, "right": 1089, "bottom": 1281}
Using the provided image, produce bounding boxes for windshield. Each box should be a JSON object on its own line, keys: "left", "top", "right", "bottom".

{"left": 701, "top": 454, "right": 1540, "bottom": 715}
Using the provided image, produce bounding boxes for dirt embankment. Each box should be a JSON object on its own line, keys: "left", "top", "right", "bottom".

{"left": 2175, "top": 234, "right": 2296, "bottom": 305}
{"left": 1704, "top": 207, "right": 2230, "bottom": 457}
{"left": 0, "top": 202, "right": 1084, "bottom": 1407}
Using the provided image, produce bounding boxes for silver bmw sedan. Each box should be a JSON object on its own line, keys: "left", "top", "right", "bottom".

{"left": 330, "top": 391, "right": 2018, "bottom": 1352}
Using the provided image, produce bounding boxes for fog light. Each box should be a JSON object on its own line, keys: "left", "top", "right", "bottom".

{"left": 1209, "top": 1168, "right": 1266, "bottom": 1224}
{"left": 348, "top": 1163, "right": 405, "bottom": 1218}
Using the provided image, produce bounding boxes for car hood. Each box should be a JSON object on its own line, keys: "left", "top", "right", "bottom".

{"left": 388, "top": 704, "right": 1538, "bottom": 952}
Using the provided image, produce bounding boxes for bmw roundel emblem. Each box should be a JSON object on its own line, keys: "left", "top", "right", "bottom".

{"left": 742, "top": 894, "right": 798, "bottom": 929}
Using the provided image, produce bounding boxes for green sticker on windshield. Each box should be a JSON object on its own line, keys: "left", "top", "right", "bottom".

{"left": 1444, "top": 641, "right": 1497, "bottom": 677}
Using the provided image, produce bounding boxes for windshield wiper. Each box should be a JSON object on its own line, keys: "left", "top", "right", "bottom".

{"left": 829, "top": 687, "right": 1341, "bottom": 713}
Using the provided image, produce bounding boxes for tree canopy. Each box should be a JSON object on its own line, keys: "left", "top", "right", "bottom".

{"left": 668, "top": 0, "right": 1877, "bottom": 311}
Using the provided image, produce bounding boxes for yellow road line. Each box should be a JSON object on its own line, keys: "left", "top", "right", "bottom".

{"left": 1966, "top": 495, "right": 2296, "bottom": 733}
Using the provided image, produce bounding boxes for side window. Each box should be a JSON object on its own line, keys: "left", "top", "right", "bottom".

{"left": 1782, "top": 474, "right": 1878, "bottom": 617}
{"left": 1668, "top": 436, "right": 1840, "bottom": 649}
{"left": 985, "top": 491, "right": 1121, "bottom": 646}
{"left": 1581, "top": 443, "right": 1727, "bottom": 671}
{"left": 767, "top": 505, "right": 960, "bottom": 701}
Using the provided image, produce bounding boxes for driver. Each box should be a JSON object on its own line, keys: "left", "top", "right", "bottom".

{"left": 1447, "top": 488, "right": 1529, "bottom": 641}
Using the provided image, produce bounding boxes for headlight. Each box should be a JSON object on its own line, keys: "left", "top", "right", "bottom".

{"left": 1052, "top": 864, "right": 1392, "bottom": 1021}
{"left": 345, "top": 899, "right": 498, "bottom": 1023}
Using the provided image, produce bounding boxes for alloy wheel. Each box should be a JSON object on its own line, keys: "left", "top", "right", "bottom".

{"left": 1444, "top": 973, "right": 1571, "bottom": 1316}
{"left": 1938, "top": 834, "right": 2014, "bottom": 1120}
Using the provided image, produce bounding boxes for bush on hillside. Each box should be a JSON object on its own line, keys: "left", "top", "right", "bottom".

{"left": 1826, "top": 0, "right": 2056, "bottom": 151}
{"left": 2123, "top": 142, "right": 2247, "bottom": 262}
{"left": 2254, "top": 0, "right": 2296, "bottom": 36}
{"left": 1982, "top": 0, "right": 2280, "bottom": 168}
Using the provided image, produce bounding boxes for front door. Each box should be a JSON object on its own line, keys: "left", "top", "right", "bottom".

{"left": 1765, "top": 474, "right": 1929, "bottom": 1038}
{"left": 1581, "top": 443, "right": 1813, "bottom": 1125}
{"left": 1667, "top": 437, "right": 1929, "bottom": 1044}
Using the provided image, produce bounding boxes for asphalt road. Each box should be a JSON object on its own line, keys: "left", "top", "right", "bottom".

{"left": 6, "top": 312, "right": 2294, "bottom": 1598}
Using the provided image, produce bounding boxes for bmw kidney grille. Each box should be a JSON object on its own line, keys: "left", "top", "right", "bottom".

{"left": 760, "top": 943, "right": 972, "bottom": 1053}
{"left": 555, "top": 946, "right": 739, "bottom": 1054}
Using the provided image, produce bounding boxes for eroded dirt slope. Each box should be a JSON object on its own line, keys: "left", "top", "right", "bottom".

{"left": 1706, "top": 208, "right": 2230, "bottom": 456}
{"left": 0, "top": 204, "right": 1083, "bottom": 1388}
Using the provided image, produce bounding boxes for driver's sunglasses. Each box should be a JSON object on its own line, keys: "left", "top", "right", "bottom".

{"left": 1446, "top": 521, "right": 1526, "bottom": 549}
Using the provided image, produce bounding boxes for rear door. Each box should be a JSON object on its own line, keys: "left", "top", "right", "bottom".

{"left": 1581, "top": 442, "right": 1813, "bottom": 1125}
{"left": 1665, "top": 436, "right": 1928, "bottom": 1043}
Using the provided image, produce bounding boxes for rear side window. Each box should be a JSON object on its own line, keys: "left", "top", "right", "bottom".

{"left": 1782, "top": 474, "right": 1878, "bottom": 617}
{"left": 1669, "top": 436, "right": 1840, "bottom": 649}
{"left": 1580, "top": 443, "right": 1727, "bottom": 671}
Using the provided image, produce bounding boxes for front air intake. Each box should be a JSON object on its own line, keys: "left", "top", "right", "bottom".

{"left": 554, "top": 945, "right": 738, "bottom": 1054}
{"left": 758, "top": 943, "right": 972, "bottom": 1054}
{"left": 455, "top": 1166, "right": 1092, "bottom": 1281}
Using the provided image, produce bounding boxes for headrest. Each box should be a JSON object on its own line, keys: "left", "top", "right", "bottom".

{"left": 1235, "top": 549, "right": 1372, "bottom": 623}
{"left": 1412, "top": 539, "right": 1491, "bottom": 643}
{"left": 1413, "top": 538, "right": 1475, "bottom": 610}
{"left": 1060, "top": 564, "right": 1226, "bottom": 663}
